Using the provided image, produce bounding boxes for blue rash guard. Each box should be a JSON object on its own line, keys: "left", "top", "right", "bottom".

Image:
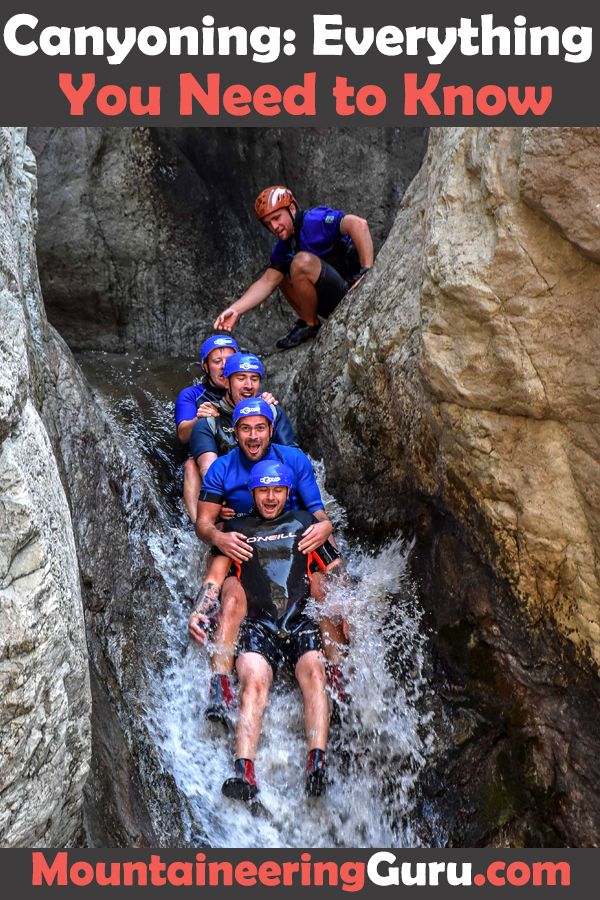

{"left": 189, "top": 400, "right": 298, "bottom": 459}
{"left": 200, "top": 444, "right": 324, "bottom": 515}
{"left": 269, "top": 206, "right": 358, "bottom": 279}
{"left": 174, "top": 380, "right": 225, "bottom": 432}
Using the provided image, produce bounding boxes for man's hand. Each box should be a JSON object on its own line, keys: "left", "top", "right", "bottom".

{"left": 348, "top": 274, "right": 366, "bottom": 293}
{"left": 189, "top": 611, "right": 211, "bottom": 645}
{"left": 298, "top": 519, "right": 333, "bottom": 554}
{"left": 347, "top": 267, "right": 371, "bottom": 293}
{"left": 260, "top": 391, "right": 278, "bottom": 406}
{"left": 213, "top": 307, "right": 239, "bottom": 332}
{"left": 196, "top": 400, "right": 219, "bottom": 419}
{"left": 214, "top": 529, "right": 253, "bottom": 563}
{"left": 218, "top": 505, "right": 237, "bottom": 521}
{"left": 196, "top": 401, "right": 219, "bottom": 418}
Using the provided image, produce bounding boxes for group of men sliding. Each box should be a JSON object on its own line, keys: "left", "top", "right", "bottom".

{"left": 176, "top": 186, "right": 373, "bottom": 802}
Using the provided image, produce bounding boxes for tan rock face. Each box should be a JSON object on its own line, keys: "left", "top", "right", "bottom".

{"left": 294, "top": 127, "right": 600, "bottom": 672}
{"left": 519, "top": 127, "right": 600, "bottom": 263}
{"left": 284, "top": 126, "right": 600, "bottom": 843}
{"left": 420, "top": 128, "right": 600, "bottom": 664}
{"left": 0, "top": 129, "right": 91, "bottom": 845}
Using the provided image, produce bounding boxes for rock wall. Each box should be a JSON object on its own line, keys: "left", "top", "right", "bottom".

{"left": 0, "top": 128, "right": 194, "bottom": 847}
{"left": 286, "top": 127, "right": 600, "bottom": 845}
{"left": 28, "top": 127, "right": 427, "bottom": 356}
{"left": 0, "top": 129, "right": 91, "bottom": 846}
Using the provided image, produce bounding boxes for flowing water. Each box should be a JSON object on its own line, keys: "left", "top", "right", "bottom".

{"left": 79, "top": 351, "right": 438, "bottom": 848}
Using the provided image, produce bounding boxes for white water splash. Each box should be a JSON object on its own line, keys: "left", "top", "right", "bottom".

{"left": 146, "top": 511, "right": 434, "bottom": 848}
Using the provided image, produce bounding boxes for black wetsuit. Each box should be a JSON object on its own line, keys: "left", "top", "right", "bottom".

{"left": 213, "top": 509, "right": 339, "bottom": 672}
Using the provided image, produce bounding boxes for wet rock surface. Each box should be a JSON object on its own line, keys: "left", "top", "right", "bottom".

{"left": 1, "top": 129, "right": 195, "bottom": 847}
{"left": 29, "top": 127, "right": 427, "bottom": 357}
{"left": 42, "top": 336, "right": 195, "bottom": 846}
{"left": 0, "top": 129, "right": 90, "bottom": 846}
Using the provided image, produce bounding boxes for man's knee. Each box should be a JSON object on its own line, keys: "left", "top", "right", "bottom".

{"left": 290, "top": 252, "right": 320, "bottom": 280}
{"left": 184, "top": 457, "right": 199, "bottom": 478}
{"left": 220, "top": 579, "right": 247, "bottom": 624}
{"left": 238, "top": 657, "right": 272, "bottom": 699}
{"left": 296, "top": 651, "right": 326, "bottom": 688}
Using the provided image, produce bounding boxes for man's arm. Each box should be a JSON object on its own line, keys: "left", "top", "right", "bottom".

{"left": 214, "top": 267, "right": 284, "bottom": 331}
{"left": 177, "top": 403, "right": 220, "bottom": 444}
{"left": 196, "top": 452, "right": 236, "bottom": 521}
{"left": 196, "top": 500, "right": 254, "bottom": 563}
{"left": 197, "top": 451, "right": 217, "bottom": 479}
{"left": 273, "top": 407, "right": 299, "bottom": 448}
{"left": 188, "top": 554, "right": 232, "bottom": 645}
{"left": 292, "top": 454, "right": 333, "bottom": 552}
{"left": 340, "top": 214, "right": 374, "bottom": 270}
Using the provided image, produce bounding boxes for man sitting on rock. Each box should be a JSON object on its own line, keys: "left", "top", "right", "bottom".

{"left": 213, "top": 186, "right": 374, "bottom": 349}
{"left": 194, "top": 399, "right": 346, "bottom": 725}
{"left": 190, "top": 460, "right": 346, "bottom": 799}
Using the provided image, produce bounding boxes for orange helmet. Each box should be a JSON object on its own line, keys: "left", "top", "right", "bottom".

{"left": 255, "top": 185, "right": 297, "bottom": 221}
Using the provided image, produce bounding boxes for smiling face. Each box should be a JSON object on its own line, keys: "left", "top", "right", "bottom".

{"left": 235, "top": 416, "right": 273, "bottom": 462}
{"left": 203, "top": 347, "right": 236, "bottom": 389}
{"left": 253, "top": 485, "right": 289, "bottom": 519}
{"left": 262, "top": 204, "right": 296, "bottom": 241}
{"left": 228, "top": 371, "right": 262, "bottom": 405}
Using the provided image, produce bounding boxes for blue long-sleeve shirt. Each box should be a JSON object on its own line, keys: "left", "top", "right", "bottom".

{"left": 200, "top": 444, "right": 323, "bottom": 515}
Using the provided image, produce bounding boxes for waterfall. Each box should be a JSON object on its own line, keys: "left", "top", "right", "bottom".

{"left": 78, "top": 350, "right": 438, "bottom": 847}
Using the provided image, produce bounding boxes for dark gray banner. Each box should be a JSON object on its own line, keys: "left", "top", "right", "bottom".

{"left": 2, "top": 849, "right": 597, "bottom": 898}
{"left": 0, "top": 0, "right": 597, "bottom": 124}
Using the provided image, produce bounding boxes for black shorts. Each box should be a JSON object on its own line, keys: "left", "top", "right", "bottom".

{"left": 315, "top": 260, "right": 352, "bottom": 319}
{"left": 238, "top": 617, "right": 321, "bottom": 674}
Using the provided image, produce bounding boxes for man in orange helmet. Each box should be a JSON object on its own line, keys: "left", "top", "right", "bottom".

{"left": 214, "top": 186, "right": 374, "bottom": 350}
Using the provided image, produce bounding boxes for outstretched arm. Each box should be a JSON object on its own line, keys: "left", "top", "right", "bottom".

{"left": 214, "top": 268, "right": 284, "bottom": 331}
{"left": 188, "top": 554, "right": 232, "bottom": 645}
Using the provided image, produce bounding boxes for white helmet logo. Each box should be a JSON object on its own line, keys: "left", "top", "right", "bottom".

{"left": 259, "top": 476, "right": 281, "bottom": 485}
{"left": 240, "top": 405, "right": 260, "bottom": 415}
{"left": 214, "top": 338, "right": 231, "bottom": 346}
{"left": 239, "top": 361, "right": 259, "bottom": 370}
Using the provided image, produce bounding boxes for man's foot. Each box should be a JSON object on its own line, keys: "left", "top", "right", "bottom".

{"left": 222, "top": 758, "right": 259, "bottom": 801}
{"left": 276, "top": 319, "right": 321, "bottom": 350}
{"left": 305, "top": 749, "right": 327, "bottom": 797}
{"left": 327, "top": 664, "right": 349, "bottom": 706}
{"left": 205, "top": 674, "right": 235, "bottom": 727}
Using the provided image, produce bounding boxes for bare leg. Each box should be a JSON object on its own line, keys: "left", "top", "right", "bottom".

{"left": 235, "top": 653, "right": 273, "bottom": 760}
{"left": 295, "top": 651, "right": 329, "bottom": 752}
{"left": 310, "top": 571, "right": 348, "bottom": 666}
{"left": 211, "top": 577, "right": 247, "bottom": 675}
{"left": 280, "top": 252, "right": 322, "bottom": 326}
{"left": 183, "top": 457, "right": 201, "bottom": 523}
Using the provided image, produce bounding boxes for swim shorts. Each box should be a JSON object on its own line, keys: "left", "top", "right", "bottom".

{"left": 238, "top": 616, "right": 322, "bottom": 674}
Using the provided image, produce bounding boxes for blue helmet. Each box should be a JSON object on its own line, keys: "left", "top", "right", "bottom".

{"left": 232, "top": 398, "right": 274, "bottom": 426}
{"left": 199, "top": 334, "right": 239, "bottom": 364}
{"left": 223, "top": 352, "right": 264, "bottom": 380}
{"left": 248, "top": 461, "right": 295, "bottom": 491}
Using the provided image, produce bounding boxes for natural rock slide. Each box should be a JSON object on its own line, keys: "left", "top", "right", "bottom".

{"left": 1, "top": 125, "right": 599, "bottom": 847}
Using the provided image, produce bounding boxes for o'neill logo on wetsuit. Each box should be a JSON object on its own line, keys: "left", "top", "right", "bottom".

{"left": 246, "top": 532, "right": 296, "bottom": 543}
{"left": 240, "top": 405, "right": 260, "bottom": 415}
